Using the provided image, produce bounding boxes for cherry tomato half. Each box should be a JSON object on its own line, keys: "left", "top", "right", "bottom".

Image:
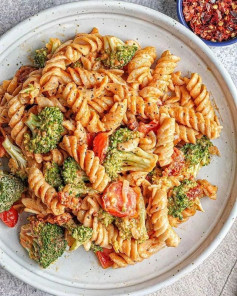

{"left": 93, "top": 132, "right": 109, "bottom": 163}
{"left": 0, "top": 206, "right": 19, "bottom": 228}
{"left": 96, "top": 248, "right": 113, "bottom": 269}
{"left": 102, "top": 181, "right": 137, "bottom": 218}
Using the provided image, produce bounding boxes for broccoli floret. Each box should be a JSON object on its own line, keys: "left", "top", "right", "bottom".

{"left": 71, "top": 225, "right": 93, "bottom": 247}
{"left": 102, "top": 39, "right": 137, "bottom": 69}
{"left": 65, "top": 221, "right": 93, "bottom": 250}
{"left": 34, "top": 48, "right": 48, "bottom": 68}
{"left": 114, "top": 192, "right": 148, "bottom": 243}
{"left": 24, "top": 107, "right": 64, "bottom": 154}
{"left": 181, "top": 136, "right": 213, "bottom": 167}
{"left": 149, "top": 167, "right": 162, "bottom": 183}
{"left": 61, "top": 157, "right": 93, "bottom": 197}
{"left": 0, "top": 171, "right": 25, "bottom": 212}
{"left": 61, "top": 157, "right": 90, "bottom": 197}
{"left": 20, "top": 217, "right": 67, "bottom": 268}
{"left": 104, "top": 147, "right": 157, "bottom": 179}
{"left": 115, "top": 217, "right": 136, "bottom": 241}
{"left": 61, "top": 157, "right": 81, "bottom": 185}
{"left": 97, "top": 209, "right": 115, "bottom": 227}
{"left": 109, "top": 128, "right": 139, "bottom": 150}
{"left": 168, "top": 179, "right": 197, "bottom": 220}
{"left": 90, "top": 243, "right": 103, "bottom": 253}
{"left": 136, "top": 193, "right": 149, "bottom": 243}
{"left": 44, "top": 162, "right": 63, "bottom": 190}
{"left": 62, "top": 183, "right": 91, "bottom": 198}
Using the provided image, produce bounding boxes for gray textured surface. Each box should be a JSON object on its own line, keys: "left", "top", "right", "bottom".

{"left": 0, "top": 0, "right": 236, "bottom": 295}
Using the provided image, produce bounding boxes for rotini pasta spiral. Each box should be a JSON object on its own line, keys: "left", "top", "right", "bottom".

{"left": 174, "top": 85, "right": 194, "bottom": 108}
{"left": 75, "top": 195, "right": 114, "bottom": 250}
{"left": 28, "top": 167, "right": 65, "bottom": 215}
{"left": 126, "top": 90, "right": 160, "bottom": 120}
{"left": 0, "top": 76, "right": 22, "bottom": 96}
{"left": 40, "top": 54, "right": 71, "bottom": 93}
{"left": 139, "top": 131, "right": 157, "bottom": 152}
{"left": 65, "top": 30, "right": 103, "bottom": 63}
{"left": 141, "top": 50, "right": 180, "bottom": 100}
{"left": 67, "top": 67, "right": 106, "bottom": 88}
{"left": 155, "top": 114, "right": 175, "bottom": 167}
{"left": 81, "top": 52, "right": 103, "bottom": 71}
{"left": 36, "top": 95, "right": 66, "bottom": 113}
{"left": 8, "top": 71, "right": 42, "bottom": 147}
{"left": 21, "top": 191, "right": 52, "bottom": 216}
{"left": 88, "top": 95, "right": 114, "bottom": 115}
{"left": 109, "top": 238, "right": 163, "bottom": 268}
{"left": 8, "top": 96, "right": 28, "bottom": 147}
{"left": 61, "top": 136, "right": 111, "bottom": 192}
{"left": 175, "top": 123, "right": 199, "bottom": 144}
{"left": 185, "top": 73, "right": 215, "bottom": 119}
{"left": 197, "top": 179, "right": 217, "bottom": 200}
{"left": 62, "top": 82, "right": 105, "bottom": 133}
{"left": 101, "top": 99, "right": 127, "bottom": 131}
{"left": 149, "top": 185, "right": 180, "bottom": 247}
{"left": 171, "top": 71, "right": 185, "bottom": 86}
{"left": 163, "top": 106, "right": 222, "bottom": 139}
{"left": 127, "top": 47, "right": 157, "bottom": 88}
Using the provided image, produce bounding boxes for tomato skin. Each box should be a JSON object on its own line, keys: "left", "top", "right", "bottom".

{"left": 138, "top": 121, "right": 159, "bottom": 135}
{"left": 87, "top": 133, "right": 96, "bottom": 150}
{"left": 0, "top": 136, "right": 6, "bottom": 157}
{"left": 96, "top": 248, "right": 113, "bottom": 269}
{"left": 102, "top": 181, "right": 137, "bottom": 218}
{"left": 93, "top": 133, "right": 109, "bottom": 163}
{"left": 0, "top": 206, "right": 18, "bottom": 228}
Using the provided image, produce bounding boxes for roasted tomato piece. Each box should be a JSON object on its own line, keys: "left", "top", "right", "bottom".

{"left": 93, "top": 132, "right": 109, "bottom": 163}
{"left": 186, "top": 185, "right": 203, "bottom": 200}
{"left": 96, "top": 248, "right": 113, "bottom": 269}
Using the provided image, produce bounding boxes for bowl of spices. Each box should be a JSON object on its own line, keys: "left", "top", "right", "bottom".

{"left": 177, "top": 0, "right": 237, "bottom": 46}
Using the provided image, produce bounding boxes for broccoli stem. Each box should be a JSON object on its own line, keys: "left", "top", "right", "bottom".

{"left": 2, "top": 137, "right": 26, "bottom": 169}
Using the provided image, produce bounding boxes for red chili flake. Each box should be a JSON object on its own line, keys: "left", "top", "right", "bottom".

{"left": 183, "top": 0, "right": 237, "bottom": 42}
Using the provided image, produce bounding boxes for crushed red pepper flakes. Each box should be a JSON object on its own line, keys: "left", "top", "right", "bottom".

{"left": 183, "top": 0, "right": 237, "bottom": 42}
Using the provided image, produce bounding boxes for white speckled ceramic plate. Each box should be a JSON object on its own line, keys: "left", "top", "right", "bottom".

{"left": 0, "top": 1, "right": 236, "bottom": 296}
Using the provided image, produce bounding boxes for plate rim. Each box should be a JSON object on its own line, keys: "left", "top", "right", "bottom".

{"left": 0, "top": 1, "right": 236, "bottom": 295}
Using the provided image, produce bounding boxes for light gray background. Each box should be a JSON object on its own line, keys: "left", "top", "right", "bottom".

{"left": 0, "top": 0, "right": 236, "bottom": 295}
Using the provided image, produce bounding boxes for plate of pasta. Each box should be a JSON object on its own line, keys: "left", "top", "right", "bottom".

{"left": 0, "top": 1, "right": 236, "bottom": 296}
